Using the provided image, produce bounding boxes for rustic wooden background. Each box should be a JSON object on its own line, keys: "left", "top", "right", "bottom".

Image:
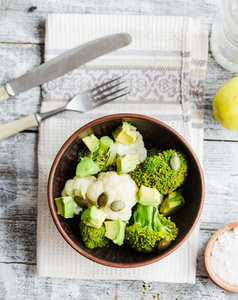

{"left": 0, "top": 0, "right": 238, "bottom": 299}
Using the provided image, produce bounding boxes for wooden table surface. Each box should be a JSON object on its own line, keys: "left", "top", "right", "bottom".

{"left": 0, "top": 0, "right": 238, "bottom": 299}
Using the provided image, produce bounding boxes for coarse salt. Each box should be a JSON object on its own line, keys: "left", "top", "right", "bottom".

{"left": 211, "top": 226, "right": 238, "bottom": 286}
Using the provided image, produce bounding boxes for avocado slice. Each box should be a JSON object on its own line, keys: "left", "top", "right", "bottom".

{"left": 116, "top": 153, "right": 139, "bottom": 174}
{"left": 94, "top": 137, "right": 117, "bottom": 170}
{"left": 112, "top": 122, "right": 137, "bottom": 146}
{"left": 82, "top": 134, "right": 99, "bottom": 153}
{"left": 76, "top": 157, "right": 101, "bottom": 177}
{"left": 99, "top": 136, "right": 114, "bottom": 152}
{"left": 81, "top": 206, "right": 107, "bottom": 229}
{"left": 85, "top": 136, "right": 117, "bottom": 171}
{"left": 54, "top": 196, "right": 74, "bottom": 218}
{"left": 104, "top": 143, "right": 117, "bottom": 168}
{"left": 138, "top": 185, "right": 163, "bottom": 206}
{"left": 104, "top": 220, "right": 127, "bottom": 246}
{"left": 160, "top": 189, "right": 185, "bottom": 216}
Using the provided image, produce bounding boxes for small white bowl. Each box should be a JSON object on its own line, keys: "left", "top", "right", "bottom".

{"left": 204, "top": 222, "right": 238, "bottom": 294}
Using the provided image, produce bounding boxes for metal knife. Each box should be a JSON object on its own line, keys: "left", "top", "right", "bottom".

{"left": 0, "top": 33, "right": 132, "bottom": 102}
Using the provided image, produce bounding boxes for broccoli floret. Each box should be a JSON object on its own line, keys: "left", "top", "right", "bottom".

{"left": 141, "top": 155, "right": 162, "bottom": 174}
{"left": 131, "top": 149, "right": 188, "bottom": 195}
{"left": 79, "top": 221, "right": 109, "bottom": 249}
{"left": 125, "top": 203, "right": 178, "bottom": 253}
{"left": 105, "top": 160, "right": 117, "bottom": 172}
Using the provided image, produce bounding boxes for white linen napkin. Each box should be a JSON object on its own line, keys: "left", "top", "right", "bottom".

{"left": 37, "top": 13, "right": 208, "bottom": 283}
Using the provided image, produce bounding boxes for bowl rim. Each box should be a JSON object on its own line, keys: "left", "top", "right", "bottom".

{"left": 204, "top": 222, "right": 238, "bottom": 293}
{"left": 48, "top": 113, "right": 205, "bottom": 268}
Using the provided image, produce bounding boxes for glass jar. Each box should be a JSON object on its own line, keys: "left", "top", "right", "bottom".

{"left": 211, "top": 0, "right": 238, "bottom": 72}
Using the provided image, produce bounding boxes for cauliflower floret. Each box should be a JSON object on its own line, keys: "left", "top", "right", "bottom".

{"left": 62, "top": 176, "right": 96, "bottom": 198}
{"left": 86, "top": 180, "right": 104, "bottom": 206}
{"left": 61, "top": 172, "right": 138, "bottom": 220}
{"left": 116, "top": 131, "right": 147, "bottom": 163}
{"left": 61, "top": 176, "right": 97, "bottom": 214}
{"left": 86, "top": 171, "right": 138, "bottom": 221}
{"left": 73, "top": 201, "right": 82, "bottom": 215}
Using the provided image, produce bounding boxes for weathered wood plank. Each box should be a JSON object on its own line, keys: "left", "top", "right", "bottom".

{"left": 0, "top": 219, "right": 36, "bottom": 263}
{"left": 197, "top": 229, "right": 214, "bottom": 277}
{"left": 0, "top": 0, "right": 219, "bottom": 43}
{"left": 0, "top": 43, "right": 42, "bottom": 83}
{"left": 1, "top": 0, "right": 219, "bottom": 15}
{"left": 141, "top": 277, "right": 231, "bottom": 300}
{"left": 0, "top": 133, "right": 38, "bottom": 219}
{"left": 202, "top": 140, "right": 238, "bottom": 229}
{"left": 0, "top": 9, "right": 45, "bottom": 44}
{"left": 0, "top": 262, "right": 232, "bottom": 300}
{"left": 0, "top": 43, "right": 42, "bottom": 123}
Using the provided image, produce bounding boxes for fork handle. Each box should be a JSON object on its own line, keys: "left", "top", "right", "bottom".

{"left": 0, "top": 114, "right": 39, "bottom": 141}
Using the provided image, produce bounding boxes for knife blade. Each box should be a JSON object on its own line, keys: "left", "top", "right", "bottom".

{"left": 0, "top": 33, "right": 132, "bottom": 102}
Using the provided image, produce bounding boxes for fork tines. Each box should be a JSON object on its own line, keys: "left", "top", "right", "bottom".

{"left": 91, "top": 76, "right": 130, "bottom": 104}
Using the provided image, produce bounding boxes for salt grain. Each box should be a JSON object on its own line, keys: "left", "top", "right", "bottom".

{"left": 211, "top": 226, "right": 238, "bottom": 286}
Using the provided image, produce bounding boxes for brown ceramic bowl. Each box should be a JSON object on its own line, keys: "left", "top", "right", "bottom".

{"left": 48, "top": 113, "right": 204, "bottom": 268}
{"left": 204, "top": 222, "right": 238, "bottom": 293}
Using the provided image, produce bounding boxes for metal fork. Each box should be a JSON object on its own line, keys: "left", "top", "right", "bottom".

{"left": 0, "top": 76, "right": 129, "bottom": 141}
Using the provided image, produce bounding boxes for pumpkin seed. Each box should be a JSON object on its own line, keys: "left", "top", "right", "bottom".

{"left": 74, "top": 196, "right": 88, "bottom": 208}
{"left": 97, "top": 192, "right": 109, "bottom": 208}
{"left": 157, "top": 238, "right": 171, "bottom": 251}
{"left": 170, "top": 152, "right": 180, "bottom": 170}
{"left": 110, "top": 200, "right": 126, "bottom": 212}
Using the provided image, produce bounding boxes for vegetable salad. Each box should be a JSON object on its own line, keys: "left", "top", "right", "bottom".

{"left": 55, "top": 122, "right": 188, "bottom": 253}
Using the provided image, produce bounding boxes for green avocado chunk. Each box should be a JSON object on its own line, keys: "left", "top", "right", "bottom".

{"left": 104, "top": 220, "right": 127, "bottom": 246}
{"left": 96, "top": 136, "right": 117, "bottom": 170}
{"left": 100, "top": 141, "right": 117, "bottom": 170}
{"left": 116, "top": 153, "right": 140, "bottom": 174}
{"left": 54, "top": 196, "right": 74, "bottom": 218}
{"left": 138, "top": 185, "right": 163, "bottom": 206}
{"left": 81, "top": 206, "right": 107, "bottom": 229}
{"left": 160, "top": 188, "right": 185, "bottom": 216}
{"left": 76, "top": 157, "right": 101, "bottom": 177}
{"left": 105, "top": 143, "right": 117, "bottom": 167}
{"left": 82, "top": 134, "right": 99, "bottom": 153}
{"left": 112, "top": 122, "right": 137, "bottom": 146}
{"left": 99, "top": 136, "right": 114, "bottom": 152}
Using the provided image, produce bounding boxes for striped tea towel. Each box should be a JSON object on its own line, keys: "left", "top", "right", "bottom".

{"left": 37, "top": 13, "right": 208, "bottom": 283}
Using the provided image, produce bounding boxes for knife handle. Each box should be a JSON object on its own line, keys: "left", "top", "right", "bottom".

{"left": 0, "top": 86, "right": 10, "bottom": 102}
{"left": 0, "top": 114, "right": 39, "bottom": 141}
